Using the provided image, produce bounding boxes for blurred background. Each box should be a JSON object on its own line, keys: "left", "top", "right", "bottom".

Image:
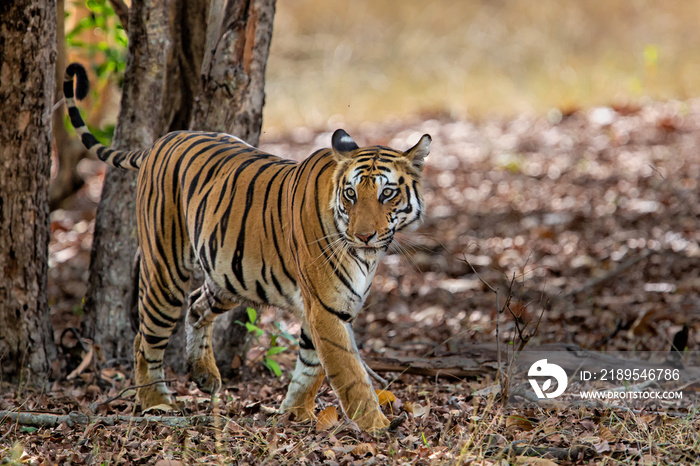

{"left": 264, "top": 0, "right": 700, "bottom": 132}
{"left": 68, "top": 0, "right": 700, "bottom": 136}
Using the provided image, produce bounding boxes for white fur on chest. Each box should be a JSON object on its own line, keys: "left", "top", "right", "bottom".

{"left": 346, "top": 252, "right": 381, "bottom": 315}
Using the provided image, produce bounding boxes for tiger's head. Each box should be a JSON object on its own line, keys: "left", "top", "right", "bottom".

{"left": 329, "top": 129, "right": 431, "bottom": 254}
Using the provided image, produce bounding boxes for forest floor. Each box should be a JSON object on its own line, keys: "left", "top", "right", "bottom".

{"left": 3, "top": 101, "right": 700, "bottom": 464}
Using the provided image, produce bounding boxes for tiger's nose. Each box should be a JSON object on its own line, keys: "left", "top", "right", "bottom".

{"left": 354, "top": 232, "right": 376, "bottom": 244}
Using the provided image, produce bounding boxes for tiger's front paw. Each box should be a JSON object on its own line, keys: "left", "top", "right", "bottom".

{"left": 354, "top": 409, "right": 390, "bottom": 434}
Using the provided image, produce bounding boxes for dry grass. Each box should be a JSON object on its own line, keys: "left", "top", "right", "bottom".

{"left": 263, "top": 0, "right": 700, "bottom": 133}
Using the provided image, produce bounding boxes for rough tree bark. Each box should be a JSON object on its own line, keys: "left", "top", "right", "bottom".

{"left": 0, "top": 0, "right": 58, "bottom": 385}
{"left": 82, "top": 0, "right": 180, "bottom": 362}
{"left": 83, "top": 0, "right": 276, "bottom": 380}
{"left": 49, "top": 0, "right": 89, "bottom": 211}
{"left": 191, "top": 0, "right": 275, "bottom": 145}
{"left": 189, "top": 0, "right": 277, "bottom": 378}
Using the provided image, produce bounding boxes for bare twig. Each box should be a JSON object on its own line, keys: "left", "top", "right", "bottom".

{"left": 460, "top": 253, "right": 505, "bottom": 389}
{"left": 564, "top": 249, "right": 654, "bottom": 298}
{"left": 50, "top": 97, "right": 65, "bottom": 114}
{"left": 362, "top": 359, "right": 388, "bottom": 387}
{"left": 505, "top": 440, "right": 597, "bottom": 461}
{"left": 594, "top": 318, "right": 626, "bottom": 347}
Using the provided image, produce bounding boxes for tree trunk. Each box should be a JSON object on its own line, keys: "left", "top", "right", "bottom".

{"left": 82, "top": 0, "right": 179, "bottom": 362}
{"left": 191, "top": 0, "right": 275, "bottom": 146}
{"left": 83, "top": 0, "right": 276, "bottom": 380}
{"left": 50, "top": 0, "right": 89, "bottom": 211}
{"left": 158, "top": 0, "right": 211, "bottom": 374}
{"left": 82, "top": 0, "right": 211, "bottom": 367}
{"left": 189, "top": 0, "right": 276, "bottom": 378}
{"left": 0, "top": 0, "right": 58, "bottom": 385}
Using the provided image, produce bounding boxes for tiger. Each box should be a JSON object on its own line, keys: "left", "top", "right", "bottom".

{"left": 64, "top": 62, "right": 431, "bottom": 433}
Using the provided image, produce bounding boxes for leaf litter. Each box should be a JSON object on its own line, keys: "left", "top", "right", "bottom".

{"left": 3, "top": 100, "right": 700, "bottom": 464}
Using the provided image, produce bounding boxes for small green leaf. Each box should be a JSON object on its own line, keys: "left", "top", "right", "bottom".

{"left": 421, "top": 431, "right": 429, "bottom": 446}
{"left": 244, "top": 322, "right": 263, "bottom": 337}
{"left": 264, "top": 358, "right": 282, "bottom": 378}
{"left": 267, "top": 346, "right": 287, "bottom": 356}
{"left": 20, "top": 426, "right": 38, "bottom": 434}
{"left": 246, "top": 307, "right": 257, "bottom": 324}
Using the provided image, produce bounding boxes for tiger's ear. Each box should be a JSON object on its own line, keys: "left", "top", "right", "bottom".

{"left": 332, "top": 129, "right": 359, "bottom": 157}
{"left": 404, "top": 134, "right": 431, "bottom": 170}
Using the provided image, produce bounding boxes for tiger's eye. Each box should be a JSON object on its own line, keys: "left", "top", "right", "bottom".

{"left": 344, "top": 187, "right": 356, "bottom": 200}
{"left": 382, "top": 188, "right": 394, "bottom": 197}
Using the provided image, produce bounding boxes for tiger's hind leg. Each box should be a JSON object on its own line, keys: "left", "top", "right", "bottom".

{"left": 185, "top": 279, "right": 239, "bottom": 395}
{"left": 134, "top": 260, "right": 187, "bottom": 410}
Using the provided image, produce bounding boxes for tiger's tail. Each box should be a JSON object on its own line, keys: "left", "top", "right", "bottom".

{"left": 64, "top": 63, "right": 147, "bottom": 170}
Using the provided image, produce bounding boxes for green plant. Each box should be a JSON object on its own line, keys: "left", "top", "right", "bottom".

{"left": 66, "top": 0, "right": 127, "bottom": 79}
{"left": 421, "top": 431, "right": 430, "bottom": 447}
{"left": 236, "top": 307, "right": 295, "bottom": 378}
{"left": 64, "top": 0, "right": 127, "bottom": 144}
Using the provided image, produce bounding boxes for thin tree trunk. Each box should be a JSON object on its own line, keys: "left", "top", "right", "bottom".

{"left": 0, "top": 0, "right": 58, "bottom": 385}
{"left": 82, "top": 0, "right": 275, "bottom": 379}
{"left": 50, "top": 0, "right": 89, "bottom": 211}
{"left": 191, "top": 0, "right": 275, "bottom": 146}
{"left": 159, "top": 0, "right": 211, "bottom": 374}
{"left": 190, "top": 0, "right": 276, "bottom": 378}
{"left": 82, "top": 0, "right": 178, "bottom": 362}
{"left": 83, "top": 0, "right": 211, "bottom": 368}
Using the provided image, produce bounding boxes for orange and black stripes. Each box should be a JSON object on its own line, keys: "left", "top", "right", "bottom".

{"left": 65, "top": 62, "right": 431, "bottom": 432}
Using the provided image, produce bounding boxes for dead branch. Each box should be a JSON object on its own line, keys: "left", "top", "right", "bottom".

{"left": 0, "top": 410, "right": 218, "bottom": 429}
{"left": 366, "top": 354, "right": 490, "bottom": 379}
{"left": 362, "top": 358, "right": 388, "bottom": 387}
{"left": 366, "top": 342, "right": 700, "bottom": 380}
{"left": 505, "top": 441, "right": 597, "bottom": 461}
{"left": 564, "top": 249, "right": 653, "bottom": 298}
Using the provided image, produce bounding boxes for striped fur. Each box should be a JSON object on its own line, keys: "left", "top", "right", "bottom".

{"left": 65, "top": 63, "right": 431, "bottom": 432}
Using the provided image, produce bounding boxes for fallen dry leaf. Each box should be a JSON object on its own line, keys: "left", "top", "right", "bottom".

{"left": 411, "top": 400, "right": 430, "bottom": 418}
{"left": 506, "top": 415, "right": 536, "bottom": 432}
{"left": 154, "top": 461, "right": 183, "bottom": 466}
{"left": 351, "top": 443, "right": 377, "bottom": 457}
{"left": 594, "top": 440, "right": 611, "bottom": 454}
{"left": 316, "top": 406, "right": 339, "bottom": 432}
{"left": 598, "top": 425, "right": 616, "bottom": 443}
{"left": 375, "top": 389, "right": 396, "bottom": 406}
{"left": 143, "top": 404, "right": 176, "bottom": 414}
